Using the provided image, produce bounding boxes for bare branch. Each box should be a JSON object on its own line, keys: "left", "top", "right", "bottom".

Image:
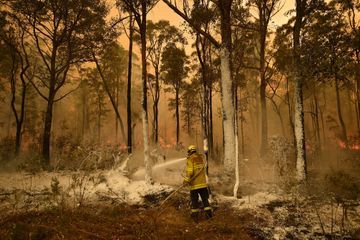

{"left": 92, "top": 51, "right": 127, "bottom": 142}
{"left": 32, "top": 21, "right": 51, "bottom": 73}
{"left": 54, "top": 83, "right": 81, "bottom": 102}
{"left": 34, "top": 74, "right": 50, "bottom": 89}
{"left": 270, "top": 0, "right": 285, "bottom": 19}
{"left": 162, "top": 0, "right": 221, "bottom": 48}
{"left": 29, "top": 78, "right": 49, "bottom": 101}
{"left": 35, "top": 21, "right": 54, "bottom": 39}
{"left": 110, "top": 15, "right": 130, "bottom": 29}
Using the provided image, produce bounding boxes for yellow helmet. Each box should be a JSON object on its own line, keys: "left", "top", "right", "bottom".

{"left": 187, "top": 145, "right": 197, "bottom": 154}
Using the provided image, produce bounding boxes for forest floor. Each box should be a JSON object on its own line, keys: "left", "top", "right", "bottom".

{"left": 0, "top": 196, "right": 260, "bottom": 240}
{"left": 0, "top": 155, "right": 360, "bottom": 239}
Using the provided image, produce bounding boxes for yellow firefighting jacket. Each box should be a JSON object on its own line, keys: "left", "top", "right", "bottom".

{"left": 184, "top": 153, "right": 208, "bottom": 190}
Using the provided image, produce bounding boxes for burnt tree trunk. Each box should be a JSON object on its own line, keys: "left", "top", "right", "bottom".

{"left": 15, "top": 65, "right": 28, "bottom": 156}
{"left": 195, "top": 34, "right": 209, "bottom": 155}
{"left": 97, "top": 93, "right": 102, "bottom": 143}
{"left": 140, "top": 0, "right": 152, "bottom": 183}
{"left": 259, "top": 8, "right": 268, "bottom": 156}
{"left": 239, "top": 88, "right": 245, "bottom": 156}
{"left": 115, "top": 76, "right": 120, "bottom": 143}
{"left": 93, "top": 53, "right": 127, "bottom": 144}
{"left": 162, "top": 0, "right": 235, "bottom": 177}
{"left": 42, "top": 91, "right": 55, "bottom": 168}
{"left": 153, "top": 66, "right": 160, "bottom": 143}
{"left": 335, "top": 74, "right": 348, "bottom": 148}
{"left": 9, "top": 49, "right": 21, "bottom": 155}
{"left": 355, "top": 52, "right": 360, "bottom": 135}
{"left": 209, "top": 79, "right": 214, "bottom": 157}
{"left": 208, "top": 46, "right": 214, "bottom": 158}
{"left": 286, "top": 78, "right": 296, "bottom": 148}
{"left": 81, "top": 87, "right": 87, "bottom": 142}
{"left": 175, "top": 87, "right": 180, "bottom": 146}
{"left": 127, "top": 13, "right": 134, "bottom": 153}
{"left": 4, "top": 32, "right": 30, "bottom": 157}
{"left": 320, "top": 90, "right": 327, "bottom": 143}
{"left": 42, "top": 43, "right": 58, "bottom": 168}
{"left": 314, "top": 92, "right": 321, "bottom": 149}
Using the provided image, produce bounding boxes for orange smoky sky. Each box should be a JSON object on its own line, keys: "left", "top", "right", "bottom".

{"left": 109, "top": 0, "right": 295, "bottom": 53}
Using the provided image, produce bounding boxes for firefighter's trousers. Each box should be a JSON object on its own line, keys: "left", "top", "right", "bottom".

{"left": 190, "top": 187, "right": 212, "bottom": 221}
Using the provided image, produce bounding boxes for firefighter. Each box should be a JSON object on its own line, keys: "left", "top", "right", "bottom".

{"left": 183, "top": 145, "right": 212, "bottom": 222}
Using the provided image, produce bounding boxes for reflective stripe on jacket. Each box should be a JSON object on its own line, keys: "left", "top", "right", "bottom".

{"left": 184, "top": 153, "right": 207, "bottom": 190}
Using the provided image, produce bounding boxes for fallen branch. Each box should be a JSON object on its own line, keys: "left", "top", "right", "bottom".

{"left": 157, "top": 184, "right": 185, "bottom": 210}
{"left": 0, "top": 189, "right": 52, "bottom": 197}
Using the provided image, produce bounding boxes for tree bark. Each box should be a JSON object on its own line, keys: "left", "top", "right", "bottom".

{"left": 335, "top": 74, "right": 348, "bottom": 148}
{"left": 93, "top": 53, "right": 127, "bottom": 144}
{"left": 162, "top": 0, "right": 236, "bottom": 178}
{"left": 42, "top": 92, "right": 54, "bottom": 168}
{"left": 153, "top": 66, "right": 160, "bottom": 143}
{"left": 293, "top": 0, "right": 307, "bottom": 182}
{"left": 320, "top": 90, "right": 327, "bottom": 143}
{"left": 127, "top": 13, "right": 134, "bottom": 153}
{"left": 42, "top": 43, "right": 58, "bottom": 168}
{"left": 97, "top": 94, "right": 102, "bottom": 143}
{"left": 293, "top": 75, "right": 306, "bottom": 181}
{"left": 259, "top": 11, "right": 268, "bottom": 157}
{"left": 233, "top": 81, "right": 240, "bottom": 198}
{"left": 8, "top": 42, "right": 28, "bottom": 156}
{"left": 175, "top": 88, "right": 180, "bottom": 146}
{"left": 355, "top": 52, "right": 360, "bottom": 135}
{"left": 286, "top": 77, "right": 296, "bottom": 149}
{"left": 314, "top": 92, "right": 321, "bottom": 149}
{"left": 239, "top": 88, "right": 245, "bottom": 156}
{"left": 195, "top": 34, "right": 209, "bottom": 156}
{"left": 15, "top": 66, "right": 27, "bottom": 156}
{"left": 219, "top": 0, "right": 235, "bottom": 174}
{"left": 115, "top": 76, "right": 119, "bottom": 143}
{"left": 81, "top": 87, "right": 87, "bottom": 142}
{"left": 209, "top": 45, "right": 214, "bottom": 158}
{"left": 209, "top": 80, "right": 214, "bottom": 157}
{"left": 140, "top": 0, "right": 153, "bottom": 184}
{"left": 9, "top": 51, "right": 20, "bottom": 155}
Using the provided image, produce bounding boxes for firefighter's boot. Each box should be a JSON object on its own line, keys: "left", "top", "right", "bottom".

{"left": 204, "top": 207, "right": 212, "bottom": 219}
{"left": 191, "top": 211, "right": 199, "bottom": 223}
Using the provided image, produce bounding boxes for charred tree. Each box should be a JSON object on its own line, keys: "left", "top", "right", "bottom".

{"left": 0, "top": 20, "right": 32, "bottom": 156}
{"left": 335, "top": 74, "right": 348, "bottom": 148}
{"left": 139, "top": 0, "right": 153, "bottom": 183}
{"left": 10, "top": 0, "right": 111, "bottom": 168}
{"left": 127, "top": 13, "right": 134, "bottom": 153}
{"left": 118, "top": 0, "right": 159, "bottom": 183}
{"left": 143, "top": 20, "right": 185, "bottom": 144}
{"left": 252, "top": 0, "right": 281, "bottom": 156}
{"left": 92, "top": 53, "right": 127, "bottom": 144}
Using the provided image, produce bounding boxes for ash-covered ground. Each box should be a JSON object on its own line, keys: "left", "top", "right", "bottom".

{"left": 0, "top": 153, "right": 360, "bottom": 239}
